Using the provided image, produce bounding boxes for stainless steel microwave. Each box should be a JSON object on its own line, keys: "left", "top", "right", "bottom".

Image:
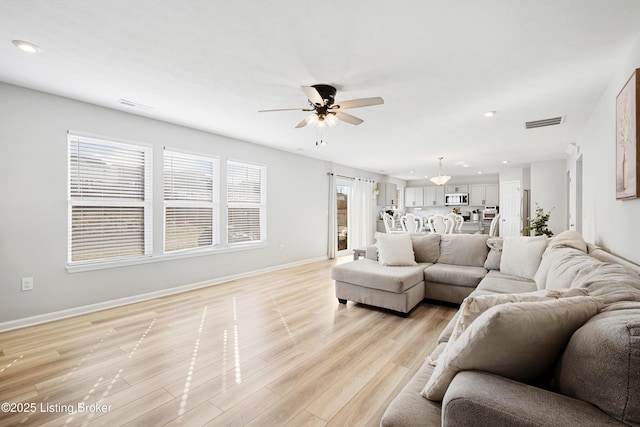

{"left": 445, "top": 193, "right": 469, "bottom": 206}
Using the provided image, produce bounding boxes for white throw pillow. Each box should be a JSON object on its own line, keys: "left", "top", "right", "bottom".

{"left": 420, "top": 296, "right": 602, "bottom": 401}
{"left": 376, "top": 233, "right": 417, "bottom": 266}
{"left": 500, "top": 236, "right": 548, "bottom": 280}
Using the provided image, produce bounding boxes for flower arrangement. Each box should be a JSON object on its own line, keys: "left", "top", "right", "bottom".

{"left": 452, "top": 207, "right": 460, "bottom": 214}
{"left": 523, "top": 203, "right": 554, "bottom": 237}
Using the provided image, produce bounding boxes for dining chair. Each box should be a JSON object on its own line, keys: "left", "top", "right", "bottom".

{"left": 429, "top": 214, "right": 448, "bottom": 234}
{"left": 401, "top": 213, "right": 421, "bottom": 233}
{"left": 455, "top": 214, "right": 464, "bottom": 233}
{"left": 489, "top": 213, "right": 501, "bottom": 237}
{"left": 383, "top": 213, "right": 405, "bottom": 233}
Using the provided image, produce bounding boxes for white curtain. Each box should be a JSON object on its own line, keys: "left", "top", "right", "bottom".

{"left": 327, "top": 173, "right": 337, "bottom": 259}
{"left": 350, "top": 178, "right": 376, "bottom": 250}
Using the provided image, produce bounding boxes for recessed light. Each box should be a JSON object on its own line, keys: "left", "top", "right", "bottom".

{"left": 463, "top": 164, "right": 470, "bottom": 168}
{"left": 12, "top": 40, "right": 42, "bottom": 53}
{"left": 484, "top": 111, "right": 496, "bottom": 117}
{"left": 502, "top": 160, "right": 509, "bottom": 164}
{"left": 409, "top": 171, "right": 414, "bottom": 174}
{"left": 478, "top": 171, "right": 483, "bottom": 174}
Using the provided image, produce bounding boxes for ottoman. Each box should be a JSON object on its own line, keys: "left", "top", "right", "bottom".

{"left": 330, "top": 259, "right": 430, "bottom": 315}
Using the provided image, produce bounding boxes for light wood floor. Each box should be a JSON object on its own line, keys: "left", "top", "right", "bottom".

{"left": 0, "top": 257, "right": 456, "bottom": 426}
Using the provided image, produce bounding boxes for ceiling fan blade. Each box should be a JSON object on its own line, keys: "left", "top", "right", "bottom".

{"left": 295, "top": 114, "right": 314, "bottom": 128}
{"left": 332, "top": 97, "right": 384, "bottom": 110}
{"left": 258, "top": 108, "right": 312, "bottom": 112}
{"left": 301, "top": 86, "right": 324, "bottom": 106}
{"left": 334, "top": 111, "right": 364, "bottom": 125}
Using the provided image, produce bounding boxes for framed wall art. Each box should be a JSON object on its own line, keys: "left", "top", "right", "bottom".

{"left": 616, "top": 68, "right": 640, "bottom": 200}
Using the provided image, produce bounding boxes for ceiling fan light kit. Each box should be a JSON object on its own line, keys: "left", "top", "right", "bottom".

{"left": 259, "top": 84, "right": 384, "bottom": 132}
{"left": 430, "top": 157, "right": 452, "bottom": 186}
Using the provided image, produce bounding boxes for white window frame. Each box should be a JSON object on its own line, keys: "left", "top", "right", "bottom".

{"left": 163, "top": 148, "right": 220, "bottom": 253}
{"left": 67, "top": 131, "right": 152, "bottom": 267}
{"left": 226, "top": 159, "right": 267, "bottom": 245}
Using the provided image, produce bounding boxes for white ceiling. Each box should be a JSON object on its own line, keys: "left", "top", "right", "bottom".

{"left": 2, "top": 1, "right": 640, "bottom": 181}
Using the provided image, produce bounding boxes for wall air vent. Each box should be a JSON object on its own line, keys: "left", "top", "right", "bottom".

{"left": 525, "top": 116, "right": 564, "bottom": 129}
{"left": 117, "top": 99, "right": 154, "bottom": 110}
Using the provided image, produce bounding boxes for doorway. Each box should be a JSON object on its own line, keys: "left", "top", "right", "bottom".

{"left": 336, "top": 179, "right": 352, "bottom": 256}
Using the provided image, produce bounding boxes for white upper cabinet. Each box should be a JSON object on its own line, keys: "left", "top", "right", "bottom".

{"left": 377, "top": 182, "right": 398, "bottom": 206}
{"left": 469, "top": 183, "right": 499, "bottom": 206}
{"left": 424, "top": 186, "right": 445, "bottom": 207}
{"left": 445, "top": 184, "right": 469, "bottom": 193}
{"left": 484, "top": 183, "right": 499, "bottom": 205}
{"left": 405, "top": 187, "right": 424, "bottom": 207}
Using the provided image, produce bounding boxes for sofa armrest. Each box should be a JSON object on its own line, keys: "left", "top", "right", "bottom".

{"left": 365, "top": 244, "right": 378, "bottom": 261}
{"left": 443, "top": 371, "right": 624, "bottom": 427}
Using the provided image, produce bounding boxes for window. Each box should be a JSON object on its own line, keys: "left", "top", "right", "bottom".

{"left": 164, "top": 149, "right": 219, "bottom": 252}
{"left": 68, "top": 133, "right": 152, "bottom": 264}
{"left": 227, "top": 160, "right": 266, "bottom": 244}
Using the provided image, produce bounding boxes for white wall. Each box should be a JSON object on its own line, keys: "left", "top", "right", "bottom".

{"left": 0, "top": 83, "right": 383, "bottom": 325}
{"left": 530, "top": 160, "right": 567, "bottom": 236}
{"left": 576, "top": 34, "right": 640, "bottom": 264}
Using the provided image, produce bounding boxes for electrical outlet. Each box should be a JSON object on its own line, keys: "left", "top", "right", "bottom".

{"left": 279, "top": 243, "right": 285, "bottom": 252}
{"left": 21, "top": 277, "right": 34, "bottom": 291}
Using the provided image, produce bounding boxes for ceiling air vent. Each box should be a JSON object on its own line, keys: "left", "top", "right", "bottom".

{"left": 525, "top": 116, "right": 564, "bottom": 129}
{"left": 117, "top": 99, "right": 154, "bottom": 110}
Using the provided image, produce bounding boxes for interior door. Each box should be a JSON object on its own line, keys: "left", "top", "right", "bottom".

{"left": 500, "top": 180, "right": 521, "bottom": 237}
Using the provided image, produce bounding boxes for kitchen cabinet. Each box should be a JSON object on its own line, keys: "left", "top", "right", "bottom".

{"left": 405, "top": 187, "right": 424, "bottom": 207}
{"left": 469, "top": 183, "right": 500, "bottom": 206}
{"left": 445, "top": 184, "right": 469, "bottom": 193}
{"left": 484, "top": 184, "right": 499, "bottom": 205}
{"left": 376, "top": 182, "right": 397, "bottom": 206}
{"left": 424, "top": 186, "right": 445, "bottom": 207}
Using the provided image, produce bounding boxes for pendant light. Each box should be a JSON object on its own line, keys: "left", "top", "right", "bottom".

{"left": 430, "top": 157, "right": 451, "bottom": 186}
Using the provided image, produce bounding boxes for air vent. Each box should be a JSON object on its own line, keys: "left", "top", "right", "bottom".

{"left": 525, "top": 116, "right": 564, "bottom": 129}
{"left": 117, "top": 99, "right": 153, "bottom": 110}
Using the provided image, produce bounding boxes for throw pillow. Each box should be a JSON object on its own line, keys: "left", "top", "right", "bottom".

{"left": 449, "top": 288, "right": 589, "bottom": 342}
{"left": 483, "top": 237, "right": 503, "bottom": 270}
{"left": 420, "top": 296, "right": 602, "bottom": 401}
{"left": 500, "top": 236, "right": 548, "bottom": 280}
{"left": 411, "top": 233, "right": 441, "bottom": 263}
{"left": 376, "top": 233, "right": 417, "bottom": 266}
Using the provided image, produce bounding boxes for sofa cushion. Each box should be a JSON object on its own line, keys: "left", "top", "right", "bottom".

{"left": 438, "top": 234, "right": 490, "bottom": 267}
{"left": 411, "top": 233, "right": 441, "bottom": 263}
{"left": 572, "top": 262, "right": 640, "bottom": 305}
{"left": 546, "top": 229, "right": 588, "bottom": 252}
{"left": 420, "top": 296, "right": 602, "bottom": 401}
{"left": 425, "top": 264, "right": 487, "bottom": 288}
{"left": 476, "top": 270, "right": 537, "bottom": 294}
{"left": 534, "top": 247, "right": 602, "bottom": 290}
{"left": 500, "top": 236, "right": 548, "bottom": 280}
{"left": 377, "top": 232, "right": 417, "bottom": 266}
{"left": 483, "top": 237, "right": 503, "bottom": 270}
{"left": 330, "top": 259, "right": 427, "bottom": 293}
{"left": 555, "top": 309, "right": 640, "bottom": 426}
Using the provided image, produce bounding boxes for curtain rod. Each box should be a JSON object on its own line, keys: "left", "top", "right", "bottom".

{"left": 326, "top": 172, "right": 375, "bottom": 183}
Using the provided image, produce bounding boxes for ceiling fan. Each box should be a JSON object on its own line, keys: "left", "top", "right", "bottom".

{"left": 259, "top": 84, "right": 384, "bottom": 128}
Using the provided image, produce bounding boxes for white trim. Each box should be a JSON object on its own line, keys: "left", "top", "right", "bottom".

{"left": 66, "top": 241, "right": 269, "bottom": 273}
{"left": 3, "top": 255, "right": 328, "bottom": 332}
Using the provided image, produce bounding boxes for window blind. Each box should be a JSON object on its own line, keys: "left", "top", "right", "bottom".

{"left": 68, "top": 134, "right": 152, "bottom": 264}
{"left": 164, "top": 150, "right": 219, "bottom": 252}
{"left": 227, "top": 160, "right": 266, "bottom": 244}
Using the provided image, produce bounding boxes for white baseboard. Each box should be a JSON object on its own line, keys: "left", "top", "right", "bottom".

{"left": 0, "top": 256, "right": 328, "bottom": 333}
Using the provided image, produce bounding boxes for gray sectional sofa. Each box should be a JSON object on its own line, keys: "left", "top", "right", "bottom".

{"left": 330, "top": 231, "right": 640, "bottom": 426}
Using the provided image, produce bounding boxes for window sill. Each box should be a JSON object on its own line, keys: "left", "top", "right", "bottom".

{"left": 66, "top": 242, "right": 269, "bottom": 273}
